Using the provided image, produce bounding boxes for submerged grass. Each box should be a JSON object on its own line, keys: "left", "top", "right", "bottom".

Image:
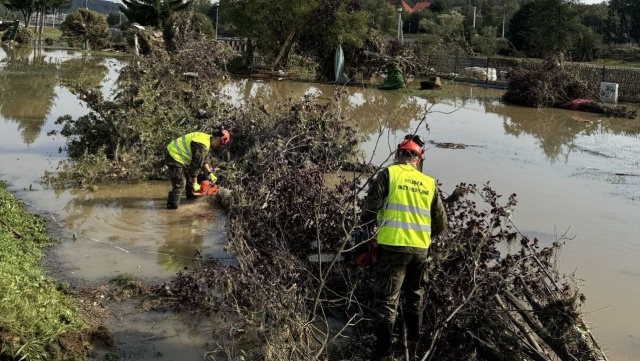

{"left": 40, "top": 27, "right": 63, "bottom": 40}
{"left": 0, "top": 181, "right": 85, "bottom": 360}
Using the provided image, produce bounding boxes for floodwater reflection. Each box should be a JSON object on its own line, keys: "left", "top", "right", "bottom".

{"left": 0, "top": 57, "right": 57, "bottom": 144}
{"left": 0, "top": 46, "right": 110, "bottom": 145}
{"left": 221, "top": 78, "right": 426, "bottom": 133}
{"left": 50, "top": 183, "right": 226, "bottom": 281}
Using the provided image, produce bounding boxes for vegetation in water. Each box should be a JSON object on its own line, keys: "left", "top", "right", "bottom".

{"left": 45, "top": 14, "right": 609, "bottom": 361}
{"left": 46, "top": 29, "right": 235, "bottom": 187}
{"left": 503, "top": 56, "right": 638, "bottom": 119}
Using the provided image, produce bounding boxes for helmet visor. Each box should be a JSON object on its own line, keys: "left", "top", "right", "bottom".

{"left": 404, "top": 134, "right": 425, "bottom": 147}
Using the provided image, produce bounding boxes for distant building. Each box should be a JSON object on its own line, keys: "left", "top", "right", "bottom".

{"left": 389, "top": 0, "right": 433, "bottom": 14}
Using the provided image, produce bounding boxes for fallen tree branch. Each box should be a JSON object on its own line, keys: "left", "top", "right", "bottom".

{"left": 0, "top": 217, "right": 21, "bottom": 238}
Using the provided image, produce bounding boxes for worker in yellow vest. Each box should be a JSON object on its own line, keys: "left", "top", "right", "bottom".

{"left": 165, "top": 127, "right": 230, "bottom": 209}
{"left": 360, "top": 134, "right": 448, "bottom": 361}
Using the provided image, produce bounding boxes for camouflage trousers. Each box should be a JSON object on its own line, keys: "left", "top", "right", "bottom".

{"left": 374, "top": 248, "right": 429, "bottom": 324}
{"left": 165, "top": 150, "right": 187, "bottom": 194}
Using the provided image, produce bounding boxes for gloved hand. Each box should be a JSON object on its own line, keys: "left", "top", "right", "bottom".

{"left": 208, "top": 173, "right": 217, "bottom": 183}
{"left": 192, "top": 182, "right": 201, "bottom": 192}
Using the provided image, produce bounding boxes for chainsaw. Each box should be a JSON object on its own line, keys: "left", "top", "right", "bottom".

{"left": 308, "top": 229, "right": 378, "bottom": 268}
{"left": 185, "top": 172, "right": 219, "bottom": 199}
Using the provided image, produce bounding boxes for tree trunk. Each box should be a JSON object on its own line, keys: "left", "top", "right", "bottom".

{"left": 40, "top": 8, "right": 45, "bottom": 34}
{"left": 22, "top": 10, "right": 33, "bottom": 29}
{"left": 36, "top": 8, "right": 42, "bottom": 34}
{"left": 272, "top": 31, "right": 295, "bottom": 70}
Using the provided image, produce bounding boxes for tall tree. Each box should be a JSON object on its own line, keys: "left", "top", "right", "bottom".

{"left": 224, "top": 0, "right": 316, "bottom": 67}
{"left": 420, "top": 10, "right": 472, "bottom": 54}
{"left": 507, "top": 0, "right": 583, "bottom": 57}
{"left": 119, "top": 0, "right": 192, "bottom": 29}
{"left": 297, "top": 0, "right": 370, "bottom": 79}
{"left": 0, "top": 3, "right": 16, "bottom": 19}
{"left": 430, "top": 0, "right": 452, "bottom": 13}
{"left": 606, "top": 0, "right": 640, "bottom": 44}
{"left": 362, "top": 0, "right": 396, "bottom": 35}
{"left": 3, "top": 0, "right": 36, "bottom": 27}
{"left": 33, "top": 0, "right": 70, "bottom": 34}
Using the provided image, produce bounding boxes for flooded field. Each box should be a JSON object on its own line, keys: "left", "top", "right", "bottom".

{"left": 1, "top": 47, "right": 639, "bottom": 360}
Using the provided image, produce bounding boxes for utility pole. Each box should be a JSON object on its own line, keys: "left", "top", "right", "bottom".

{"left": 502, "top": 5, "right": 507, "bottom": 39}
{"left": 212, "top": 0, "right": 220, "bottom": 40}
{"left": 397, "top": 2, "right": 403, "bottom": 43}
{"left": 473, "top": 6, "right": 476, "bottom": 28}
{"left": 85, "top": 0, "right": 88, "bottom": 9}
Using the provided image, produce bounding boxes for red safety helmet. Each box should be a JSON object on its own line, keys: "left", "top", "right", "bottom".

{"left": 220, "top": 129, "right": 230, "bottom": 145}
{"left": 398, "top": 136, "right": 424, "bottom": 160}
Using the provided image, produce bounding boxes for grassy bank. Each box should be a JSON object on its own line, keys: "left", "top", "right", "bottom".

{"left": 40, "top": 26, "right": 63, "bottom": 40}
{"left": 0, "top": 182, "right": 85, "bottom": 360}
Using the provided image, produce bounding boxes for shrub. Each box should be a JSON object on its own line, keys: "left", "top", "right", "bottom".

{"left": 61, "top": 8, "right": 111, "bottom": 50}
{"left": 163, "top": 11, "right": 215, "bottom": 51}
{"left": 1, "top": 26, "right": 34, "bottom": 45}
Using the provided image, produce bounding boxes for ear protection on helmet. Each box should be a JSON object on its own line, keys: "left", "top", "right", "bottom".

{"left": 404, "top": 134, "right": 425, "bottom": 147}
{"left": 213, "top": 126, "right": 230, "bottom": 145}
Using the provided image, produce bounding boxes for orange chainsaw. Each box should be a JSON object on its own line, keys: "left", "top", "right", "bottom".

{"left": 308, "top": 230, "right": 378, "bottom": 268}
{"left": 185, "top": 173, "right": 219, "bottom": 199}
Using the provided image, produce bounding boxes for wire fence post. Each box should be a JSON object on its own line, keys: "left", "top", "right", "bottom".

{"left": 601, "top": 65, "right": 606, "bottom": 83}
{"left": 454, "top": 53, "right": 459, "bottom": 74}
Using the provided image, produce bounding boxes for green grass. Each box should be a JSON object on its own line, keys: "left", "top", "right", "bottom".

{"left": 0, "top": 181, "right": 84, "bottom": 360}
{"left": 109, "top": 274, "right": 138, "bottom": 287}
{"left": 40, "top": 26, "right": 63, "bottom": 40}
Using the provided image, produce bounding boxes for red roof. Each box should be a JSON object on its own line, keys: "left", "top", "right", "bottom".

{"left": 389, "top": 0, "right": 432, "bottom": 14}
{"left": 412, "top": 1, "right": 431, "bottom": 11}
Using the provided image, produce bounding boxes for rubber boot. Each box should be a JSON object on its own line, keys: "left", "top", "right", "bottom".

{"left": 405, "top": 312, "right": 423, "bottom": 359}
{"left": 405, "top": 312, "right": 422, "bottom": 343}
{"left": 375, "top": 320, "right": 394, "bottom": 361}
{"left": 167, "top": 190, "right": 181, "bottom": 209}
{"left": 185, "top": 183, "right": 196, "bottom": 201}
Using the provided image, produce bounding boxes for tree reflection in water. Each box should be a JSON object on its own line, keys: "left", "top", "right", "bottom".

{"left": 432, "top": 89, "right": 640, "bottom": 161}
{"left": 221, "top": 78, "right": 427, "bottom": 134}
{"left": 0, "top": 46, "right": 57, "bottom": 144}
{"left": 488, "top": 101, "right": 640, "bottom": 161}
{"left": 0, "top": 46, "right": 108, "bottom": 145}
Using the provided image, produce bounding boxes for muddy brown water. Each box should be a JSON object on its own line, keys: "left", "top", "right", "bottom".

{"left": 1, "top": 48, "right": 639, "bottom": 360}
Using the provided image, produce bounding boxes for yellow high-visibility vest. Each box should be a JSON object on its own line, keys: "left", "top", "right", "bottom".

{"left": 166, "top": 132, "right": 211, "bottom": 166}
{"left": 376, "top": 163, "right": 436, "bottom": 249}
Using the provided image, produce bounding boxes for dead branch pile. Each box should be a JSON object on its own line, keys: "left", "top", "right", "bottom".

{"left": 503, "top": 56, "right": 592, "bottom": 108}
{"left": 417, "top": 183, "right": 606, "bottom": 361}
{"left": 354, "top": 30, "right": 424, "bottom": 81}
{"left": 153, "top": 91, "right": 369, "bottom": 360}
{"left": 51, "top": 21, "right": 607, "bottom": 360}
{"left": 47, "top": 32, "right": 235, "bottom": 186}
{"left": 503, "top": 56, "right": 636, "bottom": 119}
{"left": 153, "top": 111, "right": 607, "bottom": 361}
{"left": 215, "top": 90, "right": 366, "bottom": 181}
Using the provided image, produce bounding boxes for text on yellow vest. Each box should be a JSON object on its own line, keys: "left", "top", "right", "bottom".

{"left": 376, "top": 163, "right": 436, "bottom": 249}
